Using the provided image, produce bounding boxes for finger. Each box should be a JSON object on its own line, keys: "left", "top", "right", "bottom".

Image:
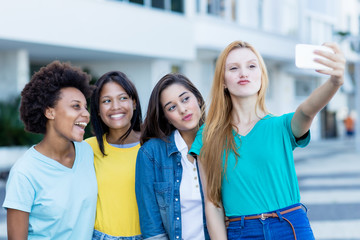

{"left": 314, "top": 49, "right": 337, "bottom": 61}
{"left": 314, "top": 57, "right": 336, "bottom": 69}
{"left": 315, "top": 69, "right": 343, "bottom": 78}
{"left": 322, "top": 42, "right": 341, "bottom": 53}
{"left": 314, "top": 52, "right": 346, "bottom": 68}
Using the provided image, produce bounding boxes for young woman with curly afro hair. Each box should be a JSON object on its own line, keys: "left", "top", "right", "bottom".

{"left": 3, "top": 60, "right": 98, "bottom": 240}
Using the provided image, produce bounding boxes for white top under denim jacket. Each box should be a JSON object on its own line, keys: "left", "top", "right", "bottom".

{"left": 135, "top": 130, "right": 210, "bottom": 240}
{"left": 174, "top": 130, "right": 205, "bottom": 240}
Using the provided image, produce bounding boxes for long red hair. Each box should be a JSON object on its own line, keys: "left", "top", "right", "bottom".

{"left": 200, "top": 41, "right": 269, "bottom": 207}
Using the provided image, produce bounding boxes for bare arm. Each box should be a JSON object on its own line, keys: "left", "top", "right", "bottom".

{"left": 7, "top": 208, "right": 29, "bottom": 240}
{"left": 198, "top": 160, "right": 227, "bottom": 240}
{"left": 292, "top": 42, "right": 346, "bottom": 138}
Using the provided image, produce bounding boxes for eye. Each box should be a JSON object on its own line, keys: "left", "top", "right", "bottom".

{"left": 102, "top": 99, "right": 111, "bottom": 104}
{"left": 120, "top": 96, "right": 128, "bottom": 101}
{"left": 249, "top": 64, "right": 256, "bottom": 69}
{"left": 182, "top": 96, "right": 190, "bottom": 103}
{"left": 72, "top": 104, "right": 81, "bottom": 109}
{"left": 229, "top": 67, "right": 237, "bottom": 71}
{"left": 167, "top": 105, "right": 176, "bottom": 112}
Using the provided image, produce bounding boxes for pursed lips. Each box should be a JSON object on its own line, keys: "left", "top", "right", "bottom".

{"left": 237, "top": 80, "right": 250, "bottom": 85}
{"left": 183, "top": 113, "right": 193, "bottom": 121}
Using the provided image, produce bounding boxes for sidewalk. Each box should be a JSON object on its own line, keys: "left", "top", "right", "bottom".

{"left": 294, "top": 137, "right": 360, "bottom": 240}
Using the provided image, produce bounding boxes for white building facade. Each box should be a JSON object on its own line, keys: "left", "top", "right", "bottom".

{"left": 0, "top": 0, "right": 359, "bottom": 140}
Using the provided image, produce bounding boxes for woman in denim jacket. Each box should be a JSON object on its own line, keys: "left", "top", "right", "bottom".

{"left": 135, "top": 73, "right": 210, "bottom": 240}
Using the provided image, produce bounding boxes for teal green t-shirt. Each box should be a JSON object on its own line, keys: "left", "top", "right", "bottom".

{"left": 190, "top": 113, "right": 310, "bottom": 216}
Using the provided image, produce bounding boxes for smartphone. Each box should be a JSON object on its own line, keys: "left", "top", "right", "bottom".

{"left": 295, "top": 44, "right": 333, "bottom": 70}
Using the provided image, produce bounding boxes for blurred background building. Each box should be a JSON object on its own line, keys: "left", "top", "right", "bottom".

{"left": 0, "top": 0, "right": 359, "bottom": 142}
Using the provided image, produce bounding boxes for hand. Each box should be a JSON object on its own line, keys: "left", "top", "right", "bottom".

{"left": 314, "top": 42, "right": 346, "bottom": 86}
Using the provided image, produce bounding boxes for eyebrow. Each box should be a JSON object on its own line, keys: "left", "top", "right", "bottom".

{"left": 226, "top": 59, "right": 258, "bottom": 65}
{"left": 163, "top": 91, "right": 188, "bottom": 109}
{"left": 101, "top": 92, "right": 128, "bottom": 99}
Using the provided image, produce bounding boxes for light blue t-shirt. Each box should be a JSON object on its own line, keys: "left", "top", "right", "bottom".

{"left": 190, "top": 113, "right": 310, "bottom": 216}
{"left": 3, "top": 141, "right": 98, "bottom": 239}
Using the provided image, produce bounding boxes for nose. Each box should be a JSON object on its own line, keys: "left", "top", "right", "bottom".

{"left": 82, "top": 107, "right": 90, "bottom": 119}
{"left": 111, "top": 99, "right": 121, "bottom": 110}
{"left": 178, "top": 104, "right": 187, "bottom": 114}
{"left": 239, "top": 68, "right": 248, "bottom": 78}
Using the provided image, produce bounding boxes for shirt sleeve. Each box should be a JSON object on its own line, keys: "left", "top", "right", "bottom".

{"left": 189, "top": 125, "right": 205, "bottom": 156}
{"left": 2, "top": 170, "right": 35, "bottom": 212}
{"left": 284, "top": 112, "right": 311, "bottom": 149}
{"left": 135, "top": 145, "right": 169, "bottom": 239}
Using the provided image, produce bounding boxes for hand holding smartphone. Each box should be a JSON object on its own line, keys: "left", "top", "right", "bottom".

{"left": 295, "top": 44, "right": 333, "bottom": 70}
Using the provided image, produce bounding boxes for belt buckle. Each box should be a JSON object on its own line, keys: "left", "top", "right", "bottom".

{"left": 261, "top": 213, "right": 267, "bottom": 220}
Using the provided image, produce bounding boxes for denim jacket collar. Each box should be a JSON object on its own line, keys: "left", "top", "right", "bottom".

{"left": 166, "top": 131, "right": 180, "bottom": 158}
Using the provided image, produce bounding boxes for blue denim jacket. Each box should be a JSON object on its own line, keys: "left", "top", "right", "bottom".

{"left": 135, "top": 131, "right": 210, "bottom": 240}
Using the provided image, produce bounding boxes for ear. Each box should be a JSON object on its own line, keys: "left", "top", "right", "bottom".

{"left": 45, "top": 107, "right": 55, "bottom": 120}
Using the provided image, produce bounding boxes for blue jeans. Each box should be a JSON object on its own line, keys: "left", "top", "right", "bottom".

{"left": 92, "top": 230, "right": 142, "bottom": 240}
{"left": 227, "top": 203, "right": 315, "bottom": 240}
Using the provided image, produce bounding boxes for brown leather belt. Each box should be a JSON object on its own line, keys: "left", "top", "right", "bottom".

{"left": 226, "top": 205, "right": 302, "bottom": 240}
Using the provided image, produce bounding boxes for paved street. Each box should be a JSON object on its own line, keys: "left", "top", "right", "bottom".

{"left": 294, "top": 137, "right": 360, "bottom": 240}
{"left": 0, "top": 138, "right": 359, "bottom": 239}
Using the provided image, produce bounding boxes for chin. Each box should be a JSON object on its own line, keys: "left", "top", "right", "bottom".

{"left": 72, "top": 135, "right": 85, "bottom": 142}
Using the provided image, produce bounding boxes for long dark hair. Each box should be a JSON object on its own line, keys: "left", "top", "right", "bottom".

{"left": 90, "top": 71, "right": 142, "bottom": 155}
{"left": 140, "top": 73, "right": 205, "bottom": 145}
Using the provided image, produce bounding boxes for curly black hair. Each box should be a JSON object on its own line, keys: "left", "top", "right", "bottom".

{"left": 20, "top": 60, "right": 93, "bottom": 134}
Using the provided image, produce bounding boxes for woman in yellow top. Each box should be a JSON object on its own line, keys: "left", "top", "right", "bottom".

{"left": 86, "top": 71, "right": 142, "bottom": 240}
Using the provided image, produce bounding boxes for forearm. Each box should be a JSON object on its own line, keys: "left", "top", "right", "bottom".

{"left": 7, "top": 209, "right": 29, "bottom": 240}
{"left": 205, "top": 200, "right": 227, "bottom": 240}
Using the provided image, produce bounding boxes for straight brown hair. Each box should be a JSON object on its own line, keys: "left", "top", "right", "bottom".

{"left": 141, "top": 73, "right": 206, "bottom": 145}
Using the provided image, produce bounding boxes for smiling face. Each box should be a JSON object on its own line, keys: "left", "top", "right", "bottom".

{"left": 160, "top": 83, "right": 201, "bottom": 133}
{"left": 47, "top": 87, "right": 90, "bottom": 142}
{"left": 224, "top": 48, "right": 262, "bottom": 99}
{"left": 98, "top": 81, "right": 135, "bottom": 133}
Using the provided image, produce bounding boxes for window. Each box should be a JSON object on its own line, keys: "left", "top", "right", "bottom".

{"left": 129, "top": 0, "right": 144, "bottom": 4}
{"left": 231, "top": 0, "right": 236, "bottom": 20}
{"left": 307, "top": 17, "right": 334, "bottom": 44}
{"left": 171, "top": 0, "right": 183, "bottom": 13}
{"left": 295, "top": 78, "right": 318, "bottom": 97}
{"left": 152, "top": 0, "right": 164, "bottom": 9}
{"left": 116, "top": 0, "right": 183, "bottom": 13}
{"left": 207, "top": 0, "right": 225, "bottom": 17}
{"left": 196, "top": 0, "right": 201, "bottom": 13}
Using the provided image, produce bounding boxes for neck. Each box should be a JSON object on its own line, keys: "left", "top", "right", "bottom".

{"left": 230, "top": 95, "right": 265, "bottom": 124}
{"left": 35, "top": 133, "right": 75, "bottom": 167}
{"left": 178, "top": 128, "right": 197, "bottom": 150}
{"left": 107, "top": 129, "right": 140, "bottom": 145}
